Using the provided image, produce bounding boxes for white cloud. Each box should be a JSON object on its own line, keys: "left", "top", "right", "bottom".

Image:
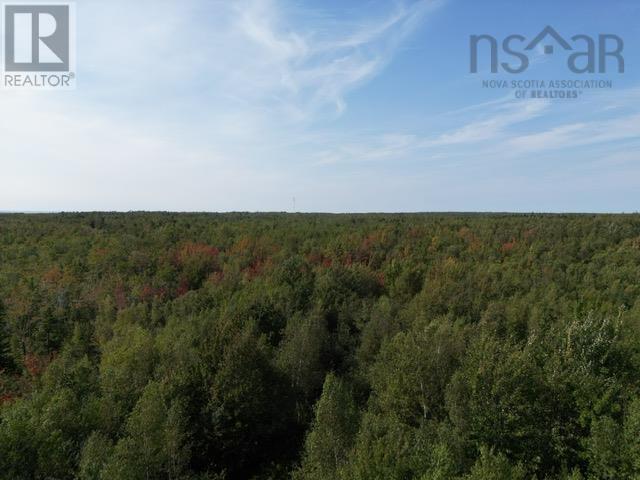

{"left": 308, "top": 97, "right": 551, "bottom": 166}
{"left": 424, "top": 99, "right": 550, "bottom": 147}
{"left": 508, "top": 113, "right": 640, "bottom": 154}
{"left": 214, "top": 0, "right": 439, "bottom": 119}
{"left": 306, "top": 84, "right": 640, "bottom": 174}
{"left": 0, "top": 0, "right": 439, "bottom": 211}
{"left": 72, "top": 0, "right": 435, "bottom": 124}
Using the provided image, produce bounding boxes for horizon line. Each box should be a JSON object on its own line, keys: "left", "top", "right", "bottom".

{"left": 1, "top": 210, "right": 638, "bottom": 216}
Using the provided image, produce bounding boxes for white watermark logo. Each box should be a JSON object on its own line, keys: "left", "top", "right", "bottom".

{"left": 469, "top": 26, "right": 624, "bottom": 100}
{"left": 470, "top": 26, "right": 624, "bottom": 75}
{"left": 1, "top": 2, "right": 76, "bottom": 89}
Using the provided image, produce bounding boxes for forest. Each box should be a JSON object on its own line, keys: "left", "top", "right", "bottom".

{"left": 1, "top": 212, "right": 639, "bottom": 480}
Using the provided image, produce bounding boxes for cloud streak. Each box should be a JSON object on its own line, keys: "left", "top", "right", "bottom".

{"left": 1, "top": 0, "right": 441, "bottom": 211}
{"left": 220, "top": 0, "right": 440, "bottom": 119}
{"left": 308, "top": 85, "right": 640, "bottom": 173}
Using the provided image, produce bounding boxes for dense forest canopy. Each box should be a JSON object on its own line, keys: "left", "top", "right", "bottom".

{"left": 1, "top": 212, "right": 640, "bottom": 479}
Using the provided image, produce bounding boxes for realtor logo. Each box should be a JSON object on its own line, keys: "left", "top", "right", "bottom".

{"left": 1, "top": 2, "right": 76, "bottom": 88}
{"left": 5, "top": 4, "right": 69, "bottom": 71}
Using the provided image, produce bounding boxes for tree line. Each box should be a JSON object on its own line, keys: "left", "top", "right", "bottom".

{"left": 1, "top": 212, "right": 639, "bottom": 479}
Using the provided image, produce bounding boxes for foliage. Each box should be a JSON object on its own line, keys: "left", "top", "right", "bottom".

{"left": 0, "top": 212, "right": 639, "bottom": 479}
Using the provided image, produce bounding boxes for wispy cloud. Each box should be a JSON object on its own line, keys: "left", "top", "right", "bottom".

{"left": 77, "top": 0, "right": 442, "bottom": 134}
{"left": 507, "top": 114, "right": 640, "bottom": 154}
{"left": 80, "top": 0, "right": 436, "bottom": 120}
{"left": 1, "top": 0, "right": 440, "bottom": 211}
{"left": 217, "top": 0, "right": 440, "bottom": 119}
{"left": 308, "top": 84, "right": 640, "bottom": 171}
{"left": 424, "top": 99, "right": 549, "bottom": 147}
{"left": 309, "top": 97, "right": 551, "bottom": 165}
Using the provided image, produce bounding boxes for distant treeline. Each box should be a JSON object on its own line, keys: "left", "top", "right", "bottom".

{"left": 1, "top": 213, "right": 640, "bottom": 479}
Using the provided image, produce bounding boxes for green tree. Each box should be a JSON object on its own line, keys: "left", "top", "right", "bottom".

{"left": 277, "top": 311, "right": 329, "bottom": 401}
{"left": 446, "top": 333, "right": 558, "bottom": 473}
{"left": 586, "top": 416, "right": 625, "bottom": 480}
{"left": 102, "top": 381, "right": 190, "bottom": 480}
{"left": 99, "top": 323, "right": 156, "bottom": 433}
{"left": 0, "top": 389, "right": 81, "bottom": 480}
{"left": 0, "top": 299, "right": 14, "bottom": 370}
{"left": 297, "top": 373, "right": 360, "bottom": 480}
{"left": 370, "top": 318, "right": 465, "bottom": 425}
{"left": 342, "top": 412, "right": 423, "bottom": 480}
{"left": 78, "top": 432, "right": 114, "bottom": 480}
{"left": 624, "top": 397, "right": 640, "bottom": 477}
{"left": 207, "top": 328, "right": 295, "bottom": 477}
{"left": 463, "top": 447, "right": 526, "bottom": 480}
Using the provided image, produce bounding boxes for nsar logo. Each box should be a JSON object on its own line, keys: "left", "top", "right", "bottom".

{"left": 470, "top": 26, "right": 624, "bottom": 74}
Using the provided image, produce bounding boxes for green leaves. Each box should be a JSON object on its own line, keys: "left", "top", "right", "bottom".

{"left": 445, "top": 333, "right": 559, "bottom": 472}
{"left": 78, "top": 432, "right": 114, "bottom": 480}
{"left": 371, "top": 318, "right": 465, "bottom": 425}
{"left": 206, "top": 327, "right": 297, "bottom": 477}
{"left": 463, "top": 447, "right": 527, "bottom": 480}
{"left": 297, "top": 373, "right": 360, "bottom": 480}
{"left": 1, "top": 213, "right": 640, "bottom": 479}
{"left": 99, "top": 381, "right": 190, "bottom": 480}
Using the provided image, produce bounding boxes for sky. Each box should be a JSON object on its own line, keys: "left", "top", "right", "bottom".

{"left": 0, "top": 0, "right": 638, "bottom": 213}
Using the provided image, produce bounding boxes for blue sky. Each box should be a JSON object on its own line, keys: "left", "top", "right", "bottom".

{"left": 1, "top": 0, "right": 638, "bottom": 212}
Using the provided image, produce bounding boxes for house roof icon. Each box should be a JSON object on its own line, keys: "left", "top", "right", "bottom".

{"left": 525, "top": 26, "right": 573, "bottom": 53}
